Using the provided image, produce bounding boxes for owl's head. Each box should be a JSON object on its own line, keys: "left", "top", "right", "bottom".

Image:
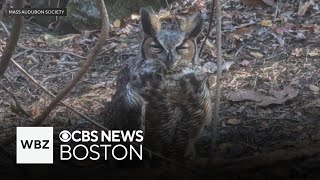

{"left": 140, "top": 7, "right": 204, "bottom": 71}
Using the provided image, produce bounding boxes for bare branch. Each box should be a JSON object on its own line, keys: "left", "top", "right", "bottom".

{"left": 9, "top": 58, "right": 108, "bottom": 131}
{"left": 198, "top": 0, "right": 215, "bottom": 58}
{"left": 28, "top": 0, "right": 109, "bottom": 126}
{"left": 0, "top": 0, "right": 110, "bottom": 145}
{"left": 0, "top": 21, "right": 10, "bottom": 36}
{"left": 210, "top": 0, "right": 222, "bottom": 163}
{"left": 0, "top": 0, "right": 7, "bottom": 21}
{"left": 0, "top": 82, "right": 31, "bottom": 118}
{"left": 0, "top": 0, "right": 24, "bottom": 79}
{"left": 17, "top": 45, "right": 86, "bottom": 59}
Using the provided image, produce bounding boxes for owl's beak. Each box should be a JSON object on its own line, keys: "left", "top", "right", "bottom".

{"left": 165, "top": 51, "right": 174, "bottom": 70}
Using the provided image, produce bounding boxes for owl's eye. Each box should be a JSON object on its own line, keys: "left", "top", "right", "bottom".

{"left": 150, "top": 41, "right": 163, "bottom": 54}
{"left": 177, "top": 43, "right": 189, "bottom": 49}
{"left": 176, "top": 43, "right": 190, "bottom": 53}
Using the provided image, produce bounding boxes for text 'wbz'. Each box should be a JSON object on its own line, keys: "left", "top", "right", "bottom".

{"left": 59, "top": 130, "right": 143, "bottom": 161}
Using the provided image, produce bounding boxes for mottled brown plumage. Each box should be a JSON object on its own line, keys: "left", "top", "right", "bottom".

{"left": 107, "top": 7, "right": 212, "bottom": 161}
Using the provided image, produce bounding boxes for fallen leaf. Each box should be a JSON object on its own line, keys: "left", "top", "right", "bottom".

{"left": 274, "top": 23, "right": 296, "bottom": 35}
{"left": 239, "top": 60, "right": 251, "bottom": 66}
{"left": 231, "top": 34, "right": 243, "bottom": 41}
{"left": 241, "top": 0, "right": 274, "bottom": 6}
{"left": 309, "top": 85, "right": 319, "bottom": 92}
{"left": 294, "top": 32, "right": 306, "bottom": 40}
{"left": 131, "top": 14, "right": 139, "bottom": 20}
{"left": 301, "top": 24, "right": 320, "bottom": 33}
{"left": 205, "top": 39, "right": 215, "bottom": 49}
{"left": 250, "top": 52, "right": 264, "bottom": 59}
{"left": 238, "top": 106, "right": 246, "bottom": 113}
{"left": 222, "top": 61, "right": 235, "bottom": 71}
{"left": 43, "top": 34, "right": 55, "bottom": 44}
{"left": 234, "top": 27, "right": 253, "bottom": 36}
{"left": 276, "top": 113, "right": 288, "bottom": 119}
{"left": 113, "top": 19, "right": 121, "bottom": 28}
{"left": 307, "top": 49, "right": 320, "bottom": 57}
{"left": 91, "top": 82, "right": 106, "bottom": 90}
{"left": 276, "top": 35, "right": 285, "bottom": 47}
{"left": 298, "top": 0, "right": 315, "bottom": 16}
{"left": 202, "top": 62, "right": 217, "bottom": 74}
{"left": 227, "top": 85, "right": 299, "bottom": 107}
{"left": 31, "top": 108, "right": 41, "bottom": 118}
{"left": 202, "top": 61, "right": 234, "bottom": 74}
{"left": 227, "top": 90, "right": 264, "bottom": 102}
{"left": 291, "top": 48, "right": 303, "bottom": 57}
{"left": 227, "top": 118, "right": 241, "bottom": 125}
{"left": 261, "top": 0, "right": 275, "bottom": 6}
{"left": 260, "top": 20, "right": 273, "bottom": 27}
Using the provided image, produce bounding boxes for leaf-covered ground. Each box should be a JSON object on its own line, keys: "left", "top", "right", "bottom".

{"left": 0, "top": 0, "right": 320, "bottom": 178}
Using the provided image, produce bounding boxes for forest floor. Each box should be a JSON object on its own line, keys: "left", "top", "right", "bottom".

{"left": 0, "top": 0, "right": 319, "bottom": 179}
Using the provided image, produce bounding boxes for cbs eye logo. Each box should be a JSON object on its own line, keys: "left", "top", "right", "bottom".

{"left": 59, "top": 130, "right": 71, "bottom": 142}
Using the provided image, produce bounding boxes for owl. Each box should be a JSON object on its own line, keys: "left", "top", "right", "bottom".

{"left": 106, "top": 7, "right": 212, "bottom": 162}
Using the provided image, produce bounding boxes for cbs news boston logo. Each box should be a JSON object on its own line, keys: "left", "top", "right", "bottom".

{"left": 16, "top": 127, "right": 143, "bottom": 164}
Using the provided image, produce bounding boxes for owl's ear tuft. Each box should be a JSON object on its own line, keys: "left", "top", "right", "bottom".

{"left": 140, "top": 7, "right": 160, "bottom": 37}
{"left": 181, "top": 13, "right": 204, "bottom": 39}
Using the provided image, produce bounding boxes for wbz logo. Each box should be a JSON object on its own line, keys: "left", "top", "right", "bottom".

{"left": 16, "top": 127, "right": 53, "bottom": 164}
{"left": 20, "top": 139, "right": 50, "bottom": 149}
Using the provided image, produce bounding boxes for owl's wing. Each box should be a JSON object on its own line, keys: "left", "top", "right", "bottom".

{"left": 107, "top": 57, "right": 146, "bottom": 132}
{"left": 108, "top": 84, "right": 146, "bottom": 132}
{"left": 115, "top": 57, "right": 135, "bottom": 89}
{"left": 169, "top": 69, "right": 212, "bottom": 159}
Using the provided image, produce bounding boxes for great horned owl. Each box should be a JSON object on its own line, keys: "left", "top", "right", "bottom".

{"left": 107, "top": 7, "right": 212, "bottom": 161}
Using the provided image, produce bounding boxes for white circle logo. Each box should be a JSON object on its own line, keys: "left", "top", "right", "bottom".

{"left": 59, "top": 130, "right": 71, "bottom": 142}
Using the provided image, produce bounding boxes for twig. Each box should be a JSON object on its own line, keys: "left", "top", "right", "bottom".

{"left": 32, "top": 49, "right": 86, "bottom": 59}
{"left": 0, "top": 0, "right": 24, "bottom": 79}
{"left": 18, "top": 45, "right": 86, "bottom": 59}
{"left": 26, "top": 54, "right": 39, "bottom": 73}
{"left": 0, "top": 82, "right": 31, "bottom": 118}
{"left": 210, "top": 0, "right": 222, "bottom": 164}
{"left": 234, "top": 22, "right": 256, "bottom": 29}
{"left": 222, "top": 0, "right": 230, "bottom": 7}
{"left": 235, "top": 43, "right": 246, "bottom": 57}
{"left": 0, "top": 0, "right": 7, "bottom": 21}
{"left": 3, "top": 74, "right": 15, "bottom": 89}
{"left": 273, "top": 4, "right": 278, "bottom": 22}
{"left": 164, "top": 0, "right": 180, "bottom": 30}
{"left": 198, "top": 0, "right": 215, "bottom": 58}
{"left": 12, "top": 48, "right": 32, "bottom": 58}
{"left": 221, "top": 22, "right": 257, "bottom": 34}
{"left": 0, "top": 21, "right": 10, "bottom": 36}
{"left": 40, "top": 68, "right": 79, "bottom": 84}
